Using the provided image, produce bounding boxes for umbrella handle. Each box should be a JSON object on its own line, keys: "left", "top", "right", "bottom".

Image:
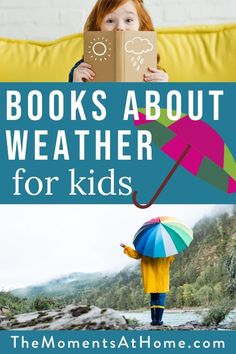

{"left": 132, "top": 144, "right": 191, "bottom": 209}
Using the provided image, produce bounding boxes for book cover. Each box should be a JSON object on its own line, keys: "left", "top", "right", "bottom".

{"left": 84, "top": 31, "right": 157, "bottom": 82}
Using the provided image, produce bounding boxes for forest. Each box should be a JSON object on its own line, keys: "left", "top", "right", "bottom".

{"left": 1, "top": 207, "right": 236, "bottom": 316}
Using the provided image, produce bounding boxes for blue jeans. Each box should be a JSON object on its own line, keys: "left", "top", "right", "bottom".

{"left": 150, "top": 293, "right": 166, "bottom": 308}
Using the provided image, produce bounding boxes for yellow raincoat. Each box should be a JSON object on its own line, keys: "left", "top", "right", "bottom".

{"left": 124, "top": 246, "right": 174, "bottom": 293}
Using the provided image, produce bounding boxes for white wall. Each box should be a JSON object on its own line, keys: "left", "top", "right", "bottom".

{"left": 0, "top": 0, "right": 236, "bottom": 40}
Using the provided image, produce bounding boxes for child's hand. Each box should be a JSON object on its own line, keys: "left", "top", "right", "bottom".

{"left": 120, "top": 243, "right": 126, "bottom": 248}
{"left": 144, "top": 67, "right": 169, "bottom": 82}
{"left": 73, "top": 62, "right": 95, "bottom": 82}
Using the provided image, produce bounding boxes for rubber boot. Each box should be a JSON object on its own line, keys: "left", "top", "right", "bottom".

{"left": 155, "top": 308, "right": 164, "bottom": 325}
{"left": 150, "top": 308, "right": 157, "bottom": 325}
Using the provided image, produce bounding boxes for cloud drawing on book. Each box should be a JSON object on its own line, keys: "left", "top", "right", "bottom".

{"left": 125, "top": 37, "right": 154, "bottom": 55}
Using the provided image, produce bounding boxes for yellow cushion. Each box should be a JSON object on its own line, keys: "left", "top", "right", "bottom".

{"left": 0, "top": 34, "right": 83, "bottom": 82}
{"left": 157, "top": 23, "right": 236, "bottom": 82}
{"left": 0, "top": 23, "right": 235, "bottom": 82}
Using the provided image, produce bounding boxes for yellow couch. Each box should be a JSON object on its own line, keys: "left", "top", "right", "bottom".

{"left": 0, "top": 23, "right": 235, "bottom": 82}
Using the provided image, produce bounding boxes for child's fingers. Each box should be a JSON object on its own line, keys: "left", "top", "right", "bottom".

{"left": 79, "top": 62, "right": 93, "bottom": 69}
{"left": 144, "top": 74, "right": 165, "bottom": 81}
{"left": 77, "top": 68, "right": 95, "bottom": 78}
{"left": 77, "top": 71, "right": 93, "bottom": 82}
{"left": 79, "top": 69, "right": 95, "bottom": 81}
{"left": 144, "top": 71, "right": 169, "bottom": 82}
{"left": 73, "top": 63, "right": 95, "bottom": 81}
{"left": 147, "top": 67, "right": 159, "bottom": 73}
{"left": 79, "top": 65, "right": 95, "bottom": 76}
{"left": 82, "top": 72, "right": 94, "bottom": 81}
{"left": 144, "top": 78, "right": 167, "bottom": 82}
{"left": 85, "top": 68, "right": 96, "bottom": 77}
{"left": 75, "top": 66, "right": 95, "bottom": 76}
{"left": 145, "top": 69, "right": 166, "bottom": 76}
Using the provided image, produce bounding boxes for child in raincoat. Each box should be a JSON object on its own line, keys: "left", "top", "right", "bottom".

{"left": 120, "top": 243, "right": 174, "bottom": 326}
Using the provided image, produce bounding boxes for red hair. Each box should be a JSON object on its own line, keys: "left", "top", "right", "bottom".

{"left": 84, "top": 0, "right": 155, "bottom": 31}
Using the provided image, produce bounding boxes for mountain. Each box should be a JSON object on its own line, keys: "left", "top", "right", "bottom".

{"left": 167, "top": 208, "right": 236, "bottom": 308}
{"left": 13, "top": 272, "right": 104, "bottom": 298}
{"left": 10, "top": 207, "right": 236, "bottom": 312}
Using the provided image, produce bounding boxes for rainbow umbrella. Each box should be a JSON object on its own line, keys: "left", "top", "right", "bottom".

{"left": 133, "top": 109, "right": 236, "bottom": 208}
{"left": 133, "top": 216, "right": 193, "bottom": 258}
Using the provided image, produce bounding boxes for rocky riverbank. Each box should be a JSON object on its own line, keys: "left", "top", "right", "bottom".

{"left": 0, "top": 305, "right": 234, "bottom": 330}
{"left": 0, "top": 305, "right": 128, "bottom": 330}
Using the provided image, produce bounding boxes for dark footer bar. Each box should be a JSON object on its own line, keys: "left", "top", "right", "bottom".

{"left": 0, "top": 330, "right": 235, "bottom": 354}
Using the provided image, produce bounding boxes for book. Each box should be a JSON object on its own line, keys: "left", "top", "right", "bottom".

{"left": 84, "top": 31, "right": 157, "bottom": 82}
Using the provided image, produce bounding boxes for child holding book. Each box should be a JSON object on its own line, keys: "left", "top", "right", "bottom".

{"left": 120, "top": 243, "right": 174, "bottom": 326}
{"left": 69, "top": 0, "right": 168, "bottom": 83}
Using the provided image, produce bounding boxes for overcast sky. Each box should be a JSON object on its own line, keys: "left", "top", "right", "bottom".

{"left": 0, "top": 204, "right": 232, "bottom": 290}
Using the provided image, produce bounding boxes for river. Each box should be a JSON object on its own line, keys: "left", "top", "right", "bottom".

{"left": 120, "top": 309, "right": 236, "bottom": 326}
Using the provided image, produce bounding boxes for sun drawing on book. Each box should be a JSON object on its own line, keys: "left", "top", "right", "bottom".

{"left": 125, "top": 37, "right": 154, "bottom": 72}
{"left": 88, "top": 37, "right": 112, "bottom": 62}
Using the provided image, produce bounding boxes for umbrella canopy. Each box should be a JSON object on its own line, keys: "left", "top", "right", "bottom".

{"left": 133, "top": 216, "right": 193, "bottom": 258}
{"left": 135, "top": 109, "right": 236, "bottom": 194}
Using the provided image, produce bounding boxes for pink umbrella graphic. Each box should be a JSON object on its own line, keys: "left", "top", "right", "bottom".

{"left": 133, "top": 109, "right": 236, "bottom": 208}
